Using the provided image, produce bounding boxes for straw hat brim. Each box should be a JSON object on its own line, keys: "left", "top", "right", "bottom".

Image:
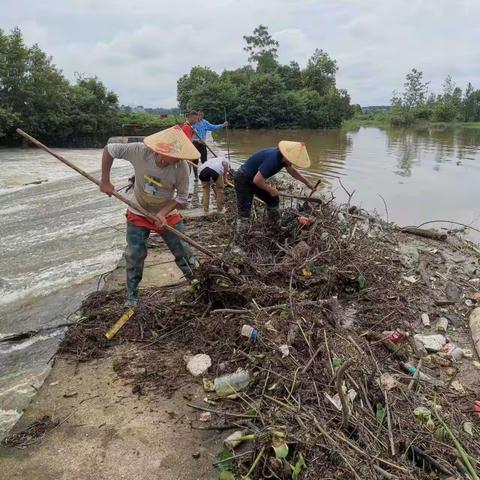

{"left": 278, "top": 141, "right": 311, "bottom": 169}
{"left": 144, "top": 126, "right": 200, "bottom": 160}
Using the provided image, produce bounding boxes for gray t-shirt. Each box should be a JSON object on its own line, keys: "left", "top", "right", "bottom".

{"left": 107, "top": 142, "right": 189, "bottom": 215}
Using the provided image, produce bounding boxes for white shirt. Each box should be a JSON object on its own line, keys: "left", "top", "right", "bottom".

{"left": 198, "top": 156, "right": 229, "bottom": 176}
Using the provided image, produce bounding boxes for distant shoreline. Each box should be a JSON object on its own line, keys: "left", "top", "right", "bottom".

{"left": 343, "top": 118, "right": 480, "bottom": 130}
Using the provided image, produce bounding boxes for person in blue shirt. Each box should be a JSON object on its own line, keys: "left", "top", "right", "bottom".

{"left": 234, "top": 141, "right": 315, "bottom": 241}
{"left": 192, "top": 111, "right": 228, "bottom": 164}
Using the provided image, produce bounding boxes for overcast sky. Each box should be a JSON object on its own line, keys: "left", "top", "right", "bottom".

{"left": 2, "top": 0, "right": 479, "bottom": 107}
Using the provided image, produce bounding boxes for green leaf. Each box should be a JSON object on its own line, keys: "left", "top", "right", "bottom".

{"left": 273, "top": 443, "right": 289, "bottom": 459}
{"left": 413, "top": 406, "right": 431, "bottom": 423}
{"left": 434, "top": 427, "right": 449, "bottom": 441}
{"left": 272, "top": 432, "right": 289, "bottom": 459}
{"left": 375, "top": 403, "right": 386, "bottom": 425}
{"left": 216, "top": 448, "right": 234, "bottom": 473}
{"left": 356, "top": 273, "right": 367, "bottom": 290}
{"left": 332, "top": 357, "right": 342, "bottom": 369}
{"left": 291, "top": 453, "right": 306, "bottom": 480}
{"left": 219, "top": 472, "right": 235, "bottom": 480}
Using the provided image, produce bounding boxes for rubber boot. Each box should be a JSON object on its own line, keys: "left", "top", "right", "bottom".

{"left": 201, "top": 182, "right": 210, "bottom": 213}
{"left": 266, "top": 206, "right": 281, "bottom": 225}
{"left": 232, "top": 217, "right": 249, "bottom": 254}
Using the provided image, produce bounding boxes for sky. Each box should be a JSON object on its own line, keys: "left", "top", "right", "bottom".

{"left": 1, "top": 0, "right": 479, "bottom": 108}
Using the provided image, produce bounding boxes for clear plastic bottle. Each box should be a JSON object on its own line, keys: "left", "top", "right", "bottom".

{"left": 214, "top": 370, "right": 250, "bottom": 397}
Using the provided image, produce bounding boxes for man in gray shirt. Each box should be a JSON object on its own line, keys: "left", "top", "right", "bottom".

{"left": 100, "top": 126, "right": 200, "bottom": 308}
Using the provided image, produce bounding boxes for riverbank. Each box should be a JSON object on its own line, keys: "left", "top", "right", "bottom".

{"left": 2, "top": 184, "right": 479, "bottom": 479}
{"left": 343, "top": 117, "right": 480, "bottom": 130}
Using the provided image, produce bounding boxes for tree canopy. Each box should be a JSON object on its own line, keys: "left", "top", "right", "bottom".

{"left": 0, "top": 27, "right": 184, "bottom": 145}
{"left": 0, "top": 27, "right": 126, "bottom": 145}
{"left": 177, "top": 25, "right": 354, "bottom": 129}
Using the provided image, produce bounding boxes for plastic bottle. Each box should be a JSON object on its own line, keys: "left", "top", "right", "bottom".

{"left": 214, "top": 370, "right": 250, "bottom": 397}
{"left": 241, "top": 324, "right": 258, "bottom": 341}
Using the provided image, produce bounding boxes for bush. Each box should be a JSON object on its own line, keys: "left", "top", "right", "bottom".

{"left": 390, "top": 112, "right": 414, "bottom": 127}
{"left": 412, "top": 106, "right": 433, "bottom": 120}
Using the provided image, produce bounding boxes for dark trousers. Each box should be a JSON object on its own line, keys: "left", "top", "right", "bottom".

{"left": 234, "top": 170, "right": 279, "bottom": 219}
{"left": 193, "top": 141, "right": 208, "bottom": 164}
{"left": 125, "top": 220, "right": 196, "bottom": 301}
{"left": 199, "top": 167, "right": 219, "bottom": 183}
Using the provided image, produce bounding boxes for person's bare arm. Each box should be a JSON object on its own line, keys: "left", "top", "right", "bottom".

{"left": 252, "top": 171, "right": 279, "bottom": 197}
{"left": 286, "top": 165, "right": 315, "bottom": 190}
{"left": 100, "top": 147, "right": 115, "bottom": 196}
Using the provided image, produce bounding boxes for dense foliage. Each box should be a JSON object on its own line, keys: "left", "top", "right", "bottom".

{"left": 0, "top": 28, "right": 184, "bottom": 146}
{"left": 355, "top": 69, "right": 480, "bottom": 127}
{"left": 177, "top": 25, "right": 354, "bottom": 129}
{"left": 0, "top": 28, "right": 125, "bottom": 145}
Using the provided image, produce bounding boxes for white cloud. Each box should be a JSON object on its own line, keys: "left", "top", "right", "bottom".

{"left": 1, "top": 0, "right": 479, "bottom": 106}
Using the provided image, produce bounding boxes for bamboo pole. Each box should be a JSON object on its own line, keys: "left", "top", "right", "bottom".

{"left": 16, "top": 128, "right": 216, "bottom": 259}
{"left": 105, "top": 308, "right": 135, "bottom": 340}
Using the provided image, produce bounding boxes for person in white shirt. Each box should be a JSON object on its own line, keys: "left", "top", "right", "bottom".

{"left": 198, "top": 156, "right": 230, "bottom": 213}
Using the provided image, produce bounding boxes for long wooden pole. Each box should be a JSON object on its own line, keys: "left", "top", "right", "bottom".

{"left": 224, "top": 107, "right": 231, "bottom": 162}
{"left": 205, "top": 143, "right": 218, "bottom": 158}
{"left": 16, "top": 129, "right": 216, "bottom": 259}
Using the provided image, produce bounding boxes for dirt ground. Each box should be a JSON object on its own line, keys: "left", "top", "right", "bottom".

{"left": 0, "top": 349, "right": 221, "bottom": 480}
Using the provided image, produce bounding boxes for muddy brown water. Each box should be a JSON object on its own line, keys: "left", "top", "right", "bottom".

{"left": 215, "top": 126, "right": 480, "bottom": 241}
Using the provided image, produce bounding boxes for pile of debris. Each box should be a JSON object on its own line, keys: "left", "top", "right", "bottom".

{"left": 61, "top": 187, "right": 480, "bottom": 479}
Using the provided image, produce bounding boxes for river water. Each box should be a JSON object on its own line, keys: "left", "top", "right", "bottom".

{"left": 0, "top": 148, "right": 129, "bottom": 439}
{"left": 216, "top": 126, "right": 480, "bottom": 240}
{"left": 1, "top": 125, "right": 479, "bottom": 439}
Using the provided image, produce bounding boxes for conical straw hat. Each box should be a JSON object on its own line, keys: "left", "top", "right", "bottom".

{"left": 278, "top": 141, "right": 311, "bottom": 169}
{"left": 144, "top": 125, "right": 200, "bottom": 160}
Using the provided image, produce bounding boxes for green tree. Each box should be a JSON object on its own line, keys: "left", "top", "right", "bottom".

{"left": 241, "top": 73, "right": 285, "bottom": 127}
{"left": 302, "top": 49, "right": 338, "bottom": 96}
{"left": 0, "top": 106, "right": 20, "bottom": 138}
{"left": 462, "top": 83, "right": 480, "bottom": 122}
{"left": 433, "top": 76, "right": 462, "bottom": 122}
{"left": 65, "top": 76, "right": 120, "bottom": 145}
{"left": 188, "top": 79, "right": 237, "bottom": 123}
{"left": 176, "top": 66, "right": 219, "bottom": 111}
{"left": 243, "top": 25, "right": 279, "bottom": 73}
{"left": 0, "top": 27, "right": 72, "bottom": 141}
{"left": 402, "top": 68, "right": 429, "bottom": 108}
{"left": 277, "top": 61, "right": 302, "bottom": 90}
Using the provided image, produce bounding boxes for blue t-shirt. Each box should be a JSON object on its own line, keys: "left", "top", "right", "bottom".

{"left": 241, "top": 147, "right": 284, "bottom": 179}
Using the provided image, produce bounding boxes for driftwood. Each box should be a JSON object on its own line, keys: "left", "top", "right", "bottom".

{"left": 399, "top": 226, "right": 447, "bottom": 241}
